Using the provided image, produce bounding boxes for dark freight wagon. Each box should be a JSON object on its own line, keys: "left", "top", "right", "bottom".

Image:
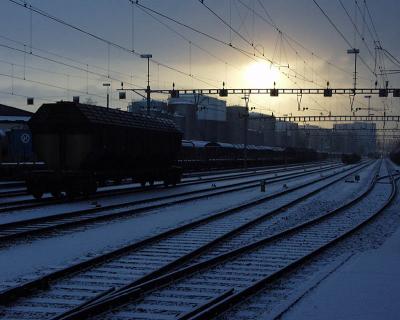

{"left": 26, "top": 101, "right": 182, "bottom": 198}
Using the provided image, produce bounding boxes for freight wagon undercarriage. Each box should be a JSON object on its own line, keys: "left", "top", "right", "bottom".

{"left": 26, "top": 166, "right": 182, "bottom": 199}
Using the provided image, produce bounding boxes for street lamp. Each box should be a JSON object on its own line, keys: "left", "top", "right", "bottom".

{"left": 241, "top": 94, "right": 250, "bottom": 169}
{"left": 140, "top": 54, "right": 152, "bottom": 113}
{"left": 347, "top": 48, "right": 360, "bottom": 91}
{"left": 364, "top": 95, "right": 372, "bottom": 116}
{"left": 103, "top": 83, "right": 111, "bottom": 109}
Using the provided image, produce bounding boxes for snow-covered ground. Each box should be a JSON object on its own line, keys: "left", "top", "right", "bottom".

{"left": 0, "top": 162, "right": 328, "bottom": 205}
{"left": 0, "top": 162, "right": 365, "bottom": 287}
{"left": 281, "top": 220, "right": 400, "bottom": 320}
{"left": 265, "top": 162, "right": 400, "bottom": 320}
{"left": 0, "top": 163, "right": 339, "bottom": 225}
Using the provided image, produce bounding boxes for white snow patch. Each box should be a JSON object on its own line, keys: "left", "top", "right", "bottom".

{"left": 282, "top": 221, "right": 400, "bottom": 320}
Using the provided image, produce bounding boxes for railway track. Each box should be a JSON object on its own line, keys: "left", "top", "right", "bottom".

{"left": 0, "top": 161, "right": 333, "bottom": 211}
{"left": 0, "top": 180, "right": 24, "bottom": 189}
{"left": 0, "top": 163, "right": 348, "bottom": 243}
{"left": 54, "top": 160, "right": 394, "bottom": 320}
{"left": 0, "top": 189, "right": 26, "bottom": 199}
{"left": 0, "top": 160, "right": 376, "bottom": 319}
{"left": 181, "top": 161, "right": 332, "bottom": 179}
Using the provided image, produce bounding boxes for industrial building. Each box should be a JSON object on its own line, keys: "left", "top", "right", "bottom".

{"left": 333, "top": 122, "right": 377, "bottom": 155}
{"left": 127, "top": 96, "right": 378, "bottom": 155}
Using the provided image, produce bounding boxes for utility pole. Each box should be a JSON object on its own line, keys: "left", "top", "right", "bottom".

{"left": 347, "top": 48, "right": 359, "bottom": 112}
{"left": 347, "top": 48, "right": 360, "bottom": 91}
{"left": 140, "top": 54, "right": 152, "bottom": 114}
{"left": 241, "top": 94, "right": 249, "bottom": 169}
{"left": 365, "top": 95, "right": 372, "bottom": 116}
{"left": 103, "top": 83, "right": 110, "bottom": 109}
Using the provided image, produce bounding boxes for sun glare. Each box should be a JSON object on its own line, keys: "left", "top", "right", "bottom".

{"left": 244, "top": 62, "right": 281, "bottom": 88}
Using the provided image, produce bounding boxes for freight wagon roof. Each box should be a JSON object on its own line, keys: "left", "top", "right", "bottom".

{"left": 0, "top": 103, "right": 33, "bottom": 117}
{"left": 29, "top": 102, "right": 180, "bottom": 133}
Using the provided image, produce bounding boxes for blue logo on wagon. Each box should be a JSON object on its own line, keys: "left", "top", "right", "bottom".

{"left": 20, "top": 133, "right": 31, "bottom": 144}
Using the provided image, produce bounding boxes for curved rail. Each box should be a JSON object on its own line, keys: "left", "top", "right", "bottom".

{"left": 0, "top": 163, "right": 348, "bottom": 243}
{"left": 52, "top": 161, "right": 395, "bottom": 320}
{"left": 0, "top": 161, "right": 335, "bottom": 212}
{"left": 0, "top": 161, "right": 376, "bottom": 319}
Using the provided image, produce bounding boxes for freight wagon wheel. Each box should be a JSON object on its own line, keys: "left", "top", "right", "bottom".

{"left": 66, "top": 190, "right": 78, "bottom": 200}
{"left": 89, "top": 182, "right": 97, "bottom": 194}
{"left": 51, "top": 190, "right": 62, "bottom": 199}
{"left": 82, "top": 182, "right": 97, "bottom": 197}
{"left": 32, "top": 190, "right": 43, "bottom": 200}
{"left": 82, "top": 189, "right": 90, "bottom": 198}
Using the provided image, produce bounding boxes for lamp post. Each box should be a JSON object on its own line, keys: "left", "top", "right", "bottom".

{"left": 140, "top": 54, "right": 152, "bottom": 114}
{"left": 103, "top": 83, "right": 110, "bottom": 109}
{"left": 241, "top": 95, "right": 250, "bottom": 169}
{"left": 347, "top": 48, "right": 360, "bottom": 91}
{"left": 365, "top": 95, "right": 372, "bottom": 116}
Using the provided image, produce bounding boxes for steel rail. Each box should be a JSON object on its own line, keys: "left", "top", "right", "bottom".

{"left": 0, "top": 163, "right": 345, "bottom": 243}
{"left": 187, "top": 166, "right": 397, "bottom": 319}
{"left": 0, "top": 161, "right": 332, "bottom": 213}
{"left": 59, "top": 161, "right": 391, "bottom": 320}
{"left": 0, "top": 161, "right": 369, "bottom": 315}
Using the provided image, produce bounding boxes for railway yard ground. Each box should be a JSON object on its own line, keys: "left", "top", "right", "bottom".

{"left": 0, "top": 159, "right": 399, "bottom": 320}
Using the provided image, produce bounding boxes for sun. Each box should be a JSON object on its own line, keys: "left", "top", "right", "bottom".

{"left": 244, "top": 61, "right": 281, "bottom": 88}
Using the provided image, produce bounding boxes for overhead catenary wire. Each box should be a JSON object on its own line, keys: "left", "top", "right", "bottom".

{"left": 354, "top": 0, "right": 377, "bottom": 44}
{"left": 0, "top": 34, "right": 146, "bottom": 83}
{"left": 134, "top": 3, "right": 242, "bottom": 73}
{"left": 202, "top": 2, "right": 349, "bottom": 113}
{"left": 140, "top": 1, "right": 374, "bottom": 111}
{"left": 197, "top": 1, "right": 366, "bottom": 112}
{"left": 337, "top": 0, "right": 375, "bottom": 60}
{"left": 240, "top": 0, "right": 328, "bottom": 86}
{"left": 363, "top": 0, "right": 380, "bottom": 43}
{"left": 7, "top": 0, "right": 219, "bottom": 88}
{"left": 312, "top": 0, "right": 376, "bottom": 77}
{"left": 197, "top": 0, "right": 318, "bottom": 84}
{"left": 251, "top": 0, "right": 357, "bottom": 79}
{"left": 0, "top": 71, "right": 115, "bottom": 101}
{"left": 0, "top": 57, "right": 104, "bottom": 83}
{"left": 2, "top": 0, "right": 388, "bottom": 115}
{"left": 132, "top": 1, "right": 259, "bottom": 64}
{"left": 382, "top": 49, "right": 400, "bottom": 69}
{"left": 246, "top": 0, "right": 378, "bottom": 113}
{"left": 134, "top": 1, "right": 312, "bottom": 84}
{"left": 198, "top": 0, "right": 264, "bottom": 58}
{"left": 0, "top": 42, "right": 142, "bottom": 89}
{"left": 231, "top": 0, "right": 253, "bottom": 45}
{"left": 0, "top": 89, "right": 62, "bottom": 103}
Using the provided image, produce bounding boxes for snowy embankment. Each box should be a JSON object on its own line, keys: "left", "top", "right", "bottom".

{"left": 275, "top": 162, "right": 400, "bottom": 320}
{"left": 282, "top": 223, "right": 400, "bottom": 320}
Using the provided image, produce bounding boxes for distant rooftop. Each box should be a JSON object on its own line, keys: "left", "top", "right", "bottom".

{"left": 0, "top": 104, "right": 33, "bottom": 117}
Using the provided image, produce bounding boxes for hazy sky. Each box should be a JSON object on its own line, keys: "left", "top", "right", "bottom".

{"left": 0, "top": 0, "right": 400, "bottom": 117}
